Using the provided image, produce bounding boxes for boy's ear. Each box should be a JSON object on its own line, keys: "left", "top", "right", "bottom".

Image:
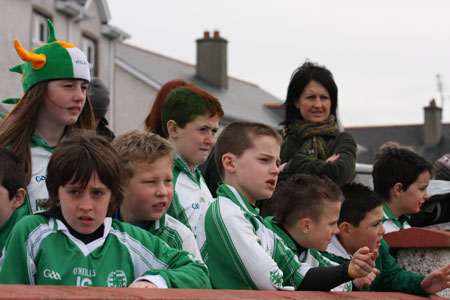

{"left": 222, "top": 153, "right": 236, "bottom": 174}
{"left": 166, "top": 120, "right": 178, "bottom": 139}
{"left": 392, "top": 182, "right": 403, "bottom": 198}
{"left": 299, "top": 218, "right": 311, "bottom": 234}
{"left": 338, "top": 222, "right": 352, "bottom": 238}
{"left": 12, "top": 188, "right": 26, "bottom": 209}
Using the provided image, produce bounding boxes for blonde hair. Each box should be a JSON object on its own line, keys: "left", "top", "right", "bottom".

{"left": 112, "top": 130, "right": 174, "bottom": 181}
{"left": 0, "top": 82, "right": 95, "bottom": 184}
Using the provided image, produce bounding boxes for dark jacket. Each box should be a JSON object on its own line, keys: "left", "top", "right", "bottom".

{"left": 280, "top": 130, "right": 356, "bottom": 186}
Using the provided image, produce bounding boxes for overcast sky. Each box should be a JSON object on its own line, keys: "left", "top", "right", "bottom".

{"left": 108, "top": 0, "right": 450, "bottom": 127}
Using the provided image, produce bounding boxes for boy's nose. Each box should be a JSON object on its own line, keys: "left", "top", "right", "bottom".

{"left": 156, "top": 183, "right": 168, "bottom": 196}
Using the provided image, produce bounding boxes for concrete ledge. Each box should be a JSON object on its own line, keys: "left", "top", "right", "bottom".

{"left": 0, "top": 285, "right": 446, "bottom": 300}
{"left": 384, "top": 227, "right": 450, "bottom": 248}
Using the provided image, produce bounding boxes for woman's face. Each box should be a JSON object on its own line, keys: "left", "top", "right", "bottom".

{"left": 295, "top": 80, "right": 331, "bottom": 123}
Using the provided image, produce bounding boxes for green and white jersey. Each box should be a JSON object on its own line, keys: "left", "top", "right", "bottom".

{"left": 26, "top": 135, "right": 54, "bottom": 214}
{"left": 272, "top": 225, "right": 352, "bottom": 292}
{"left": 382, "top": 205, "right": 411, "bottom": 234}
{"left": 0, "top": 215, "right": 211, "bottom": 289}
{"left": 149, "top": 214, "right": 202, "bottom": 261}
{"left": 167, "top": 157, "right": 213, "bottom": 241}
{"left": 0, "top": 205, "right": 29, "bottom": 267}
{"left": 198, "top": 184, "right": 308, "bottom": 290}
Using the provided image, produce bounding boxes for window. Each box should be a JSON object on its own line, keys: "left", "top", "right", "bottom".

{"left": 81, "top": 36, "right": 97, "bottom": 76}
{"left": 32, "top": 12, "right": 49, "bottom": 49}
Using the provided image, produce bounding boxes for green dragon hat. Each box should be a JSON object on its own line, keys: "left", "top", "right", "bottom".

{"left": 9, "top": 19, "right": 90, "bottom": 94}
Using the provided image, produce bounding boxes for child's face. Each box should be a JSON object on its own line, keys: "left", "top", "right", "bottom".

{"left": 0, "top": 185, "right": 15, "bottom": 227}
{"left": 399, "top": 171, "right": 430, "bottom": 215}
{"left": 306, "top": 200, "right": 341, "bottom": 251}
{"left": 59, "top": 172, "right": 111, "bottom": 234}
{"left": 122, "top": 157, "right": 174, "bottom": 224}
{"left": 345, "top": 206, "right": 384, "bottom": 254}
{"left": 40, "top": 80, "right": 88, "bottom": 127}
{"left": 171, "top": 113, "right": 220, "bottom": 168}
{"left": 230, "top": 135, "right": 280, "bottom": 205}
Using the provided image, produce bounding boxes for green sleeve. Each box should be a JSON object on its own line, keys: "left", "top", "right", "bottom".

{"left": 138, "top": 228, "right": 211, "bottom": 289}
{"left": 364, "top": 240, "right": 428, "bottom": 296}
{"left": 0, "top": 215, "right": 44, "bottom": 284}
{"left": 281, "top": 132, "right": 356, "bottom": 186}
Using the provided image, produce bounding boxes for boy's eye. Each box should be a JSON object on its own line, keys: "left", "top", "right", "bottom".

{"left": 68, "top": 189, "right": 81, "bottom": 195}
{"left": 144, "top": 180, "right": 156, "bottom": 184}
{"left": 93, "top": 190, "right": 104, "bottom": 197}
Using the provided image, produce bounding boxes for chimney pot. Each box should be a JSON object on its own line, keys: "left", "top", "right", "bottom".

{"left": 204, "top": 31, "right": 210, "bottom": 39}
{"left": 430, "top": 99, "right": 436, "bottom": 107}
{"left": 213, "top": 30, "right": 220, "bottom": 38}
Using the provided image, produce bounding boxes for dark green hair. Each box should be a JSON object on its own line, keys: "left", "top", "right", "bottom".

{"left": 161, "top": 87, "right": 223, "bottom": 137}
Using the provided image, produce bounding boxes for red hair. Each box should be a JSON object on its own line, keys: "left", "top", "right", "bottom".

{"left": 144, "top": 79, "right": 194, "bottom": 137}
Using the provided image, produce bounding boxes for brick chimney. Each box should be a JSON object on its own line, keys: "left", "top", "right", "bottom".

{"left": 196, "top": 30, "right": 228, "bottom": 89}
{"left": 424, "top": 99, "right": 442, "bottom": 146}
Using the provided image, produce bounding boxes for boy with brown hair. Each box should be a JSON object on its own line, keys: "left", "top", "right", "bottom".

{"left": 198, "top": 121, "right": 376, "bottom": 290}
{"left": 162, "top": 87, "right": 223, "bottom": 240}
{"left": 112, "top": 130, "right": 201, "bottom": 259}
{"left": 0, "top": 132, "right": 210, "bottom": 288}
{"left": 324, "top": 182, "right": 450, "bottom": 295}
{"left": 373, "top": 142, "right": 433, "bottom": 233}
{"left": 0, "top": 148, "right": 27, "bottom": 252}
{"left": 271, "top": 173, "right": 379, "bottom": 291}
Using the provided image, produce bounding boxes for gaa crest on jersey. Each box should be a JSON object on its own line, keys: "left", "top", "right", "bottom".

{"left": 269, "top": 269, "right": 283, "bottom": 289}
{"left": 106, "top": 270, "right": 127, "bottom": 287}
{"left": 43, "top": 269, "right": 61, "bottom": 280}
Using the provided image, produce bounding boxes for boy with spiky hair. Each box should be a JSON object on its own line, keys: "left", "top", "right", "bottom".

{"left": 324, "top": 182, "right": 450, "bottom": 295}
{"left": 0, "top": 132, "right": 210, "bottom": 288}
{"left": 162, "top": 87, "right": 223, "bottom": 240}
{"left": 198, "top": 121, "right": 375, "bottom": 290}
{"left": 112, "top": 130, "right": 201, "bottom": 260}
{"left": 373, "top": 142, "right": 433, "bottom": 233}
{"left": 270, "top": 174, "right": 378, "bottom": 291}
{"left": 0, "top": 148, "right": 27, "bottom": 252}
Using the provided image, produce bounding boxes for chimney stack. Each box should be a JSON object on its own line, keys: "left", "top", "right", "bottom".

{"left": 196, "top": 30, "right": 228, "bottom": 89}
{"left": 424, "top": 99, "right": 443, "bottom": 146}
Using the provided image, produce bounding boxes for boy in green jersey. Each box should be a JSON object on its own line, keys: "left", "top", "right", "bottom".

{"left": 0, "top": 148, "right": 27, "bottom": 253}
{"left": 198, "top": 121, "right": 375, "bottom": 290}
{"left": 270, "top": 173, "right": 378, "bottom": 291}
{"left": 0, "top": 132, "right": 210, "bottom": 289}
{"left": 373, "top": 142, "right": 432, "bottom": 233}
{"left": 112, "top": 130, "right": 201, "bottom": 260}
{"left": 162, "top": 87, "right": 223, "bottom": 240}
{"left": 324, "top": 182, "right": 450, "bottom": 295}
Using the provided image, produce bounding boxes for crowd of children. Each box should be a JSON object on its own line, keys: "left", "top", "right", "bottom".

{"left": 0, "top": 19, "right": 449, "bottom": 295}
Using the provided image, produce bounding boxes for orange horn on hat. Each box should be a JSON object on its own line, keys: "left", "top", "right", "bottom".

{"left": 13, "top": 40, "right": 46, "bottom": 70}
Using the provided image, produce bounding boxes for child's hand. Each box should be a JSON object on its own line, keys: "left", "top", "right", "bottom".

{"left": 326, "top": 154, "right": 340, "bottom": 162}
{"left": 348, "top": 246, "right": 377, "bottom": 279}
{"left": 421, "top": 263, "right": 450, "bottom": 294}
{"left": 129, "top": 280, "right": 158, "bottom": 288}
{"left": 352, "top": 269, "right": 380, "bottom": 290}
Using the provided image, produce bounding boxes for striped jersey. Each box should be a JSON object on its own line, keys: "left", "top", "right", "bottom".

{"left": 26, "top": 135, "right": 54, "bottom": 214}
{"left": 199, "top": 184, "right": 309, "bottom": 290}
{"left": 382, "top": 205, "right": 411, "bottom": 234}
{"left": 0, "top": 215, "right": 210, "bottom": 288}
{"left": 272, "top": 225, "right": 352, "bottom": 292}
{"left": 167, "top": 157, "right": 213, "bottom": 242}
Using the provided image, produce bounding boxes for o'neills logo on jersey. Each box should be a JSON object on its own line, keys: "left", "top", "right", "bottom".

{"left": 43, "top": 269, "right": 61, "bottom": 280}
{"left": 106, "top": 270, "right": 127, "bottom": 287}
{"left": 73, "top": 267, "right": 96, "bottom": 277}
{"left": 75, "top": 59, "right": 87, "bottom": 65}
